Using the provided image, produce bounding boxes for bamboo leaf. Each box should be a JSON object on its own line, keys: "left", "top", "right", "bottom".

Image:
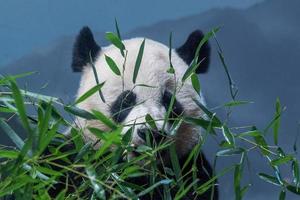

{"left": 9, "top": 80, "right": 32, "bottom": 135}
{"left": 182, "top": 59, "right": 203, "bottom": 82}
{"left": 133, "top": 39, "right": 145, "bottom": 84}
{"left": 105, "top": 55, "right": 121, "bottom": 76}
{"left": 234, "top": 164, "right": 242, "bottom": 200}
{"left": 114, "top": 18, "right": 121, "bottom": 40}
{"left": 279, "top": 190, "right": 286, "bottom": 200}
{"left": 274, "top": 98, "right": 281, "bottom": 145}
{"left": 0, "top": 118, "right": 24, "bottom": 149}
{"left": 105, "top": 32, "right": 125, "bottom": 57}
{"left": 86, "top": 166, "right": 106, "bottom": 199}
{"left": 75, "top": 83, "right": 105, "bottom": 105}
{"left": 257, "top": 173, "right": 280, "bottom": 186}
{"left": 137, "top": 179, "right": 172, "bottom": 197}
{"left": 271, "top": 155, "right": 294, "bottom": 166}
{"left": 216, "top": 148, "right": 244, "bottom": 157}
{"left": 224, "top": 100, "right": 253, "bottom": 107}
{"left": 286, "top": 185, "right": 300, "bottom": 195}
{"left": 0, "top": 150, "right": 19, "bottom": 159}
{"left": 64, "top": 105, "right": 96, "bottom": 120}
{"left": 145, "top": 114, "right": 157, "bottom": 130}
{"left": 222, "top": 125, "right": 235, "bottom": 146}
{"left": 92, "top": 110, "right": 118, "bottom": 130}
{"left": 191, "top": 73, "right": 200, "bottom": 93}
{"left": 292, "top": 159, "right": 300, "bottom": 187}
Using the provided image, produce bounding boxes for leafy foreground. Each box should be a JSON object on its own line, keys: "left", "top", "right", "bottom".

{"left": 0, "top": 27, "right": 300, "bottom": 200}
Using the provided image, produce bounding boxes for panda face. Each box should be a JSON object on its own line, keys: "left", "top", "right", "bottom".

{"left": 72, "top": 27, "right": 210, "bottom": 156}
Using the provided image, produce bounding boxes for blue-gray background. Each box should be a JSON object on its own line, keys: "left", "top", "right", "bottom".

{"left": 1, "top": 0, "right": 299, "bottom": 199}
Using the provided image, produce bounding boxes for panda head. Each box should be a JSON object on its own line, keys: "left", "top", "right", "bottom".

{"left": 71, "top": 26, "right": 211, "bottom": 157}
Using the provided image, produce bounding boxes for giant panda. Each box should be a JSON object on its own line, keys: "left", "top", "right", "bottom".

{"left": 70, "top": 26, "right": 218, "bottom": 200}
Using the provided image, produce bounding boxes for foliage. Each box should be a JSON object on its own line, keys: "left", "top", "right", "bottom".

{"left": 0, "top": 25, "right": 299, "bottom": 200}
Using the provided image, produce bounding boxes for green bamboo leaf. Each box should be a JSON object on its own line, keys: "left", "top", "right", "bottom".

{"left": 286, "top": 185, "right": 300, "bottom": 195}
{"left": 36, "top": 166, "right": 62, "bottom": 176}
{"left": 0, "top": 71, "right": 36, "bottom": 85}
{"left": 197, "top": 165, "right": 234, "bottom": 195}
{"left": 169, "top": 144, "right": 182, "bottom": 185}
{"left": 0, "top": 176, "right": 35, "bottom": 197}
{"left": 75, "top": 83, "right": 105, "bottom": 105}
{"left": 274, "top": 98, "right": 281, "bottom": 145}
{"left": 238, "top": 130, "right": 261, "bottom": 137}
{"left": 145, "top": 114, "right": 157, "bottom": 130}
{"left": 0, "top": 106, "right": 16, "bottom": 113}
{"left": 38, "top": 102, "right": 52, "bottom": 149}
{"left": 182, "top": 28, "right": 220, "bottom": 82}
{"left": 191, "top": 73, "right": 200, "bottom": 93}
{"left": 9, "top": 80, "right": 32, "bottom": 135}
{"left": 114, "top": 18, "right": 121, "bottom": 40}
{"left": 169, "top": 117, "right": 183, "bottom": 136}
{"left": 257, "top": 173, "right": 281, "bottom": 186}
{"left": 133, "top": 39, "right": 145, "bottom": 84}
{"left": 105, "top": 55, "right": 121, "bottom": 76}
{"left": 70, "top": 128, "right": 84, "bottom": 152}
{"left": 192, "top": 98, "right": 222, "bottom": 127}
{"left": 194, "top": 27, "right": 220, "bottom": 63}
{"left": 137, "top": 179, "right": 172, "bottom": 197}
{"left": 292, "top": 159, "right": 300, "bottom": 187}
{"left": 55, "top": 189, "right": 67, "bottom": 200}
{"left": 234, "top": 164, "right": 242, "bottom": 200}
{"left": 224, "top": 100, "right": 253, "bottom": 107}
{"left": 174, "top": 179, "right": 198, "bottom": 200}
{"left": 21, "top": 90, "right": 60, "bottom": 103}
{"left": 253, "top": 132, "right": 270, "bottom": 156}
{"left": 122, "top": 127, "right": 133, "bottom": 145}
{"left": 105, "top": 32, "right": 125, "bottom": 57}
{"left": 85, "top": 166, "right": 106, "bottom": 200}
{"left": 88, "top": 127, "right": 107, "bottom": 140}
{"left": 184, "top": 117, "right": 220, "bottom": 134}
{"left": 0, "top": 150, "right": 19, "bottom": 159}
{"left": 89, "top": 53, "right": 106, "bottom": 103}
{"left": 92, "top": 110, "right": 118, "bottom": 130}
{"left": 216, "top": 148, "right": 245, "bottom": 157}
{"left": 240, "top": 184, "right": 251, "bottom": 199}
{"left": 167, "top": 32, "right": 175, "bottom": 74}
{"left": 39, "top": 121, "right": 60, "bottom": 154}
{"left": 74, "top": 142, "right": 92, "bottom": 162}
{"left": 182, "top": 59, "right": 203, "bottom": 82}
{"left": 64, "top": 105, "right": 96, "bottom": 120}
{"left": 271, "top": 155, "right": 294, "bottom": 166}
{"left": 222, "top": 125, "right": 235, "bottom": 146}
{"left": 0, "top": 118, "right": 24, "bottom": 149}
{"left": 279, "top": 190, "right": 286, "bottom": 200}
{"left": 135, "top": 145, "right": 152, "bottom": 153}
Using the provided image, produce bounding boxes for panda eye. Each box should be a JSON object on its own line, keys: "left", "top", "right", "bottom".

{"left": 161, "top": 90, "right": 184, "bottom": 122}
{"left": 110, "top": 90, "right": 137, "bottom": 123}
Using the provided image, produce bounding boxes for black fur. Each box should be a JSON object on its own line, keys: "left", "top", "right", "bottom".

{"left": 176, "top": 30, "right": 211, "bottom": 73}
{"left": 71, "top": 26, "right": 101, "bottom": 72}
{"left": 110, "top": 90, "right": 137, "bottom": 123}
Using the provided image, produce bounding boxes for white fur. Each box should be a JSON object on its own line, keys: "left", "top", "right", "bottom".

{"left": 76, "top": 38, "right": 205, "bottom": 156}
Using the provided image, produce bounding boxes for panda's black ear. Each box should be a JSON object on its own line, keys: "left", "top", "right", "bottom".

{"left": 71, "top": 26, "right": 101, "bottom": 72}
{"left": 176, "top": 30, "right": 211, "bottom": 74}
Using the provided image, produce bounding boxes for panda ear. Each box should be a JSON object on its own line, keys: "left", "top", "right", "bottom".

{"left": 176, "top": 30, "right": 211, "bottom": 74}
{"left": 71, "top": 26, "right": 101, "bottom": 72}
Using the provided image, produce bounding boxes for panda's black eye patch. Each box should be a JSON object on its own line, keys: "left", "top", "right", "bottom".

{"left": 161, "top": 90, "right": 184, "bottom": 122}
{"left": 110, "top": 90, "right": 137, "bottom": 123}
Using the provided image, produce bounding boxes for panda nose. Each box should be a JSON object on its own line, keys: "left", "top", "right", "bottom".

{"left": 137, "top": 128, "right": 163, "bottom": 143}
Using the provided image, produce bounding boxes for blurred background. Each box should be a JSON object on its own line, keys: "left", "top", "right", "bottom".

{"left": 1, "top": 0, "right": 299, "bottom": 199}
